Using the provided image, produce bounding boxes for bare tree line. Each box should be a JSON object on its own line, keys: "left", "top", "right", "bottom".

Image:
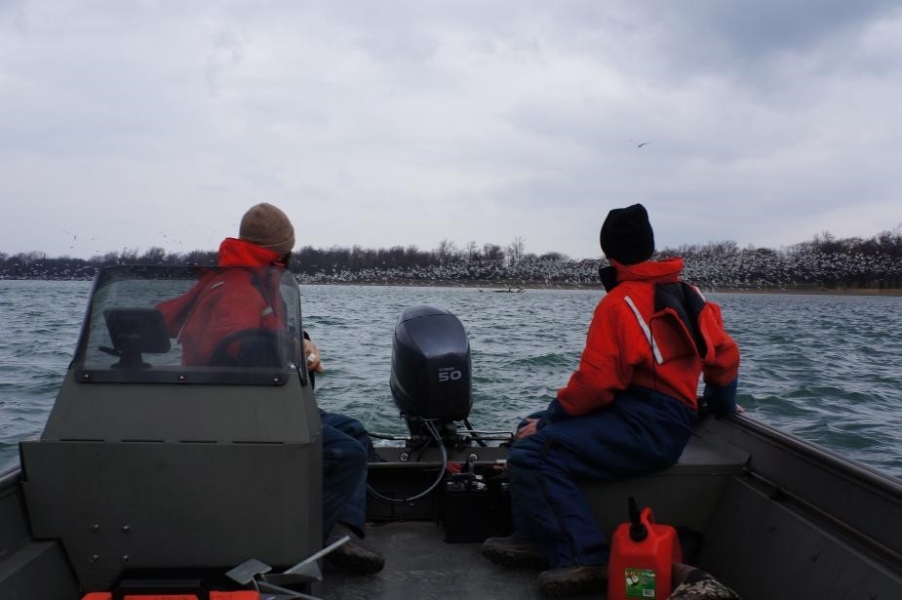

{"left": 2, "top": 229, "right": 901, "bottom": 291}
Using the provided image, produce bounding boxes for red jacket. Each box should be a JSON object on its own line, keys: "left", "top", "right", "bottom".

{"left": 556, "top": 258, "right": 740, "bottom": 415}
{"left": 156, "top": 238, "right": 288, "bottom": 366}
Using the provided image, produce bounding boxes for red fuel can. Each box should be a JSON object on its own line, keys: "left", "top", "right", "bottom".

{"left": 607, "top": 497, "right": 682, "bottom": 600}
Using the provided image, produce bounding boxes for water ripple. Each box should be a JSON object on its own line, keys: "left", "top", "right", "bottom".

{"left": 2, "top": 283, "right": 900, "bottom": 478}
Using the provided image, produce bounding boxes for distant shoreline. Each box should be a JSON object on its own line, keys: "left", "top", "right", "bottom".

{"left": 4, "top": 277, "right": 901, "bottom": 296}
{"left": 707, "top": 287, "right": 902, "bottom": 297}
{"left": 300, "top": 280, "right": 902, "bottom": 296}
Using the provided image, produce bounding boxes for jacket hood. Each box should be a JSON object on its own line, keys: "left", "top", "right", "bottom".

{"left": 218, "top": 237, "right": 285, "bottom": 267}
{"left": 600, "top": 257, "right": 684, "bottom": 292}
{"left": 615, "top": 257, "right": 683, "bottom": 282}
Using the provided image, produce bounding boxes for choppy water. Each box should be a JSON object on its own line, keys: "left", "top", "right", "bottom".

{"left": 1, "top": 281, "right": 900, "bottom": 478}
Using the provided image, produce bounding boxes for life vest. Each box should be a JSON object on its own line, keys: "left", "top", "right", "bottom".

{"left": 556, "top": 259, "right": 740, "bottom": 415}
{"left": 156, "top": 238, "right": 288, "bottom": 366}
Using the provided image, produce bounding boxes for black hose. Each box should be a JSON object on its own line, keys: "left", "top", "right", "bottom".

{"left": 366, "top": 419, "right": 449, "bottom": 505}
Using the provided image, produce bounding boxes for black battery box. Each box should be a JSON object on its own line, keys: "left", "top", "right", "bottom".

{"left": 442, "top": 471, "right": 512, "bottom": 543}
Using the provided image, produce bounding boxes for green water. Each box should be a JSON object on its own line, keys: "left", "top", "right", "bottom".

{"left": 1, "top": 281, "right": 900, "bottom": 477}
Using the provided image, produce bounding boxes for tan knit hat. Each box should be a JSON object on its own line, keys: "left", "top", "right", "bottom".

{"left": 239, "top": 203, "right": 295, "bottom": 256}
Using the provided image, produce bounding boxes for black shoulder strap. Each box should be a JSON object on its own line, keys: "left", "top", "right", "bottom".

{"left": 654, "top": 282, "right": 708, "bottom": 357}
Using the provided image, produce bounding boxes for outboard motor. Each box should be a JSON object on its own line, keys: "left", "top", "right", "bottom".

{"left": 390, "top": 305, "right": 472, "bottom": 443}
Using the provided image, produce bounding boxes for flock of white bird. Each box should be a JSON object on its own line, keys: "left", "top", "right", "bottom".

{"left": 4, "top": 237, "right": 899, "bottom": 291}
{"left": 294, "top": 244, "right": 902, "bottom": 291}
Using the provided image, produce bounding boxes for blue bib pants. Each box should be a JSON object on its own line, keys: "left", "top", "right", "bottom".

{"left": 507, "top": 389, "right": 696, "bottom": 569}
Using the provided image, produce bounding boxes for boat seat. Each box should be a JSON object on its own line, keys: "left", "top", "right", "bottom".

{"left": 582, "top": 419, "right": 750, "bottom": 536}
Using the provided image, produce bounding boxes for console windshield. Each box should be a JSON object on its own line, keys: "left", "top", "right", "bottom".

{"left": 73, "top": 265, "right": 304, "bottom": 385}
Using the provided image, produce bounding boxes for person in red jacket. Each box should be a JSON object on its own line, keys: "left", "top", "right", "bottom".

{"left": 156, "top": 236, "right": 294, "bottom": 367}
{"left": 157, "top": 203, "right": 384, "bottom": 575}
{"left": 482, "top": 204, "right": 741, "bottom": 597}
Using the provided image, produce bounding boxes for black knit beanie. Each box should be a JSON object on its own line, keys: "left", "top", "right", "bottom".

{"left": 599, "top": 203, "right": 655, "bottom": 265}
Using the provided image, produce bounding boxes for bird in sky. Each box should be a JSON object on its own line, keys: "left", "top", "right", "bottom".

{"left": 630, "top": 140, "right": 650, "bottom": 148}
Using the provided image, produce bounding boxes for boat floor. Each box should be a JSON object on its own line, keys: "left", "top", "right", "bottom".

{"left": 319, "top": 521, "right": 599, "bottom": 600}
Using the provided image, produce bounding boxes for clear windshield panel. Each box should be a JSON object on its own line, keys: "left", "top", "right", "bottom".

{"left": 74, "top": 265, "right": 303, "bottom": 385}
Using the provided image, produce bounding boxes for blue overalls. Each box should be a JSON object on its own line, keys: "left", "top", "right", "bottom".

{"left": 507, "top": 388, "right": 696, "bottom": 568}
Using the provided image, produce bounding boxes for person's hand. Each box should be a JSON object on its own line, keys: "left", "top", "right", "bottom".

{"left": 303, "top": 339, "right": 324, "bottom": 373}
{"left": 735, "top": 404, "right": 745, "bottom": 414}
{"left": 516, "top": 418, "right": 539, "bottom": 441}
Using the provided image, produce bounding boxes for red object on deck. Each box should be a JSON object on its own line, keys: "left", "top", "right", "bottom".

{"left": 82, "top": 592, "right": 259, "bottom": 600}
{"left": 82, "top": 595, "right": 200, "bottom": 600}
{"left": 607, "top": 502, "right": 682, "bottom": 600}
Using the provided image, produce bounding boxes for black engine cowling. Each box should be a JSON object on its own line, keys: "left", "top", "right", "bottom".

{"left": 390, "top": 305, "right": 472, "bottom": 428}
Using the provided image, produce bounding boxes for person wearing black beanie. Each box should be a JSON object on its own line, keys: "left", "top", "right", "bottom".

{"left": 483, "top": 204, "right": 741, "bottom": 597}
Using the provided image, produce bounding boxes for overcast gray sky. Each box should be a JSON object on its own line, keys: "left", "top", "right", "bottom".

{"left": 2, "top": 1, "right": 900, "bottom": 260}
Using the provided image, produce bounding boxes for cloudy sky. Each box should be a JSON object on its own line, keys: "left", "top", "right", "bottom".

{"left": 2, "top": 1, "right": 900, "bottom": 261}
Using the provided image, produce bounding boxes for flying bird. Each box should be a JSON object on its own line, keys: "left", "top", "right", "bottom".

{"left": 631, "top": 140, "right": 650, "bottom": 148}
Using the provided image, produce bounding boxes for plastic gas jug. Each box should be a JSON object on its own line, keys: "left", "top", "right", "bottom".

{"left": 607, "top": 497, "right": 682, "bottom": 599}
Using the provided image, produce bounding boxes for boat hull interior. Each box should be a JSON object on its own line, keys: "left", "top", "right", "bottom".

{"left": 1, "top": 266, "right": 900, "bottom": 599}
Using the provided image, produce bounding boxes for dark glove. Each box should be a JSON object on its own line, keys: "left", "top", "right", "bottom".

{"left": 703, "top": 378, "right": 738, "bottom": 417}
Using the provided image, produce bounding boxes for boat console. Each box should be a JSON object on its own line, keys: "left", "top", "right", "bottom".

{"left": 18, "top": 266, "right": 323, "bottom": 592}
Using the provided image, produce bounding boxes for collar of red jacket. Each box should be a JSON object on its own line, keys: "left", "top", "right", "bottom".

{"left": 612, "top": 257, "right": 684, "bottom": 284}
{"left": 217, "top": 237, "right": 285, "bottom": 267}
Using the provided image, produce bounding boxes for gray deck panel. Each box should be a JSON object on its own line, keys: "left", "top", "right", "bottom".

{"left": 319, "top": 521, "right": 601, "bottom": 600}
